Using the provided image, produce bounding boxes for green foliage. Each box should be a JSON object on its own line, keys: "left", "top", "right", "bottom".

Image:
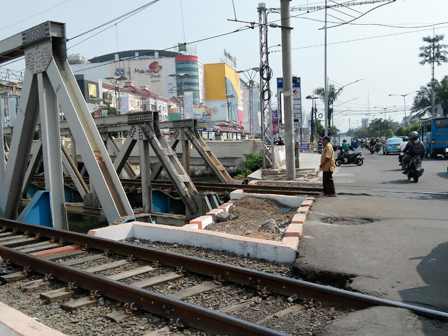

{"left": 107, "top": 106, "right": 117, "bottom": 116}
{"left": 315, "top": 120, "right": 339, "bottom": 137}
{"left": 419, "top": 35, "right": 448, "bottom": 67}
{"left": 236, "top": 154, "right": 263, "bottom": 179}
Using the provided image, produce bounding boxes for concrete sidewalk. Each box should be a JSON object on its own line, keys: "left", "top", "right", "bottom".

{"left": 297, "top": 152, "right": 321, "bottom": 171}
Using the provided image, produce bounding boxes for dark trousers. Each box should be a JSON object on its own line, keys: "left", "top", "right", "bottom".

{"left": 323, "top": 171, "right": 336, "bottom": 195}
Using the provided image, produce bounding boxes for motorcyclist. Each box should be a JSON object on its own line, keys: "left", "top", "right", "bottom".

{"left": 398, "top": 136, "right": 408, "bottom": 165}
{"left": 402, "top": 131, "right": 425, "bottom": 174}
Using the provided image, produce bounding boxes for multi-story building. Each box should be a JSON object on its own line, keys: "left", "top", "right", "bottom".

{"left": 70, "top": 49, "right": 204, "bottom": 105}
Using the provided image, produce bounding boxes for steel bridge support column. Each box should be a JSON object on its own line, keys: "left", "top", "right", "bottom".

{"left": 182, "top": 131, "right": 190, "bottom": 176}
{"left": 21, "top": 141, "right": 43, "bottom": 199}
{"left": 139, "top": 139, "right": 152, "bottom": 213}
{"left": 0, "top": 71, "right": 39, "bottom": 219}
{"left": 37, "top": 72, "right": 68, "bottom": 230}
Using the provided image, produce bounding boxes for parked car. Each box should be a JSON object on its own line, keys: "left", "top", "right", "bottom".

{"left": 383, "top": 137, "right": 403, "bottom": 155}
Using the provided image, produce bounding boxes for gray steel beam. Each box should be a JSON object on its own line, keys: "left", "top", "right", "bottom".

{"left": 61, "top": 145, "right": 88, "bottom": 198}
{"left": 139, "top": 139, "right": 152, "bottom": 213}
{"left": 150, "top": 136, "right": 179, "bottom": 181}
{"left": 0, "top": 21, "right": 65, "bottom": 65}
{"left": 21, "top": 141, "right": 43, "bottom": 199}
{"left": 46, "top": 58, "right": 134, "bottom": 224}
{"left": 0, "top": 70, "right": 39, "bottom": 219}
{"left": 38, "top": 71, "right": 68, "bottom": 230}
{"left": 182, "top": 126, "right": 233, "bottom": 184}
{"left": 108, "top": 134, "right": 137, "bottom": 178}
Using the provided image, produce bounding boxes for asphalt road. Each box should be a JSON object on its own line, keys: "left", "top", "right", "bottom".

{"left": 334, "top": 148, "right": 448, "bottom": 197}
{"left": 296, "top": 148, "right": 448, "bottom": 334}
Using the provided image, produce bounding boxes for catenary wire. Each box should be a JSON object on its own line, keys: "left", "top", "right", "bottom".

{"left": 67, "top": 0, "right": 160, "bottom": 41}
{"left": 0, "top": 0, "right": 71, "bottom": 33}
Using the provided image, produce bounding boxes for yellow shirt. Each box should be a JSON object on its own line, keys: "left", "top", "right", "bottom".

{"left": 321, "top": 143, "right": 335, "bottom": 172}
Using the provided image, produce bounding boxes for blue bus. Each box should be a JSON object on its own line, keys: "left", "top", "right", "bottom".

{"left": 420, "top": 117, "right": 448, "bottom": 157}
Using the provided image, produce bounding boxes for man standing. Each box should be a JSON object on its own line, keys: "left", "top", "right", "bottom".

{"left": 320, "top": 136, "right": 336, "bottom": 197}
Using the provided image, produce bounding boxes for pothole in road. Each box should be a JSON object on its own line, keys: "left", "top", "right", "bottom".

{"left": 292, "top": 266, "right": 355, "bottom": 290}
{"left": 320, "top": 216, "right": 375, "bottom": 225}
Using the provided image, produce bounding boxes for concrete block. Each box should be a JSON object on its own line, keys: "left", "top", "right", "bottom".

{"left": 306, "top": 197, "right": 315, "bottom": 201}
{"left": 285, "top": 223, "right": 303, "bottom": 238}
{"left": 298, "top": 206, "right": 310, "bottom": 215}
{"left": 89, "top": 222, "right": 298, "bottom": 263}
{"left": 218, "top": 203, "right": 234, "bottom": 213}
{"left": 88, "top": 223, "right": 134, "bottom": 240}
{"left": 292, "top": 213, "right": 307, "bottom": 224}
{"left": 282, "top": 237, "right": 300, "bottom": 250}
{"left": 0, "top": 301, "right": 66, "bottom": 336}
{"left": 230, "top": 189, "right": 305, "bottom": 208}
{"left": 183, "top": 224, "right": 199, "bottom": 230}
{"left": 32, "top": 245, "right": 82, "bottom": 258}
{"left": 189, "top": 215, "right": 213, "bottom": 229}
{"left": 206, "top": 208, "right": 224, "bottom": 220}
{"left": 301, "top": 199, "right": 314, "bottom": 207}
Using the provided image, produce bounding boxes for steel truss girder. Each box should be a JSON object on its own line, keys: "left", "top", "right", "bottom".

{"left": 140, "top": 117, "right": 202, "bottom": 219}
{"left": 46, "top": 59, "right": 134, "bottom": 223}
{"left": 105, "top": 134, "right": 137, "bottom": 179}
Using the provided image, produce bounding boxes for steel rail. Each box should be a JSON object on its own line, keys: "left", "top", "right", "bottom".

{"left": 0, "top": 219, "right": 447, "bottom": 322}
{"left": 0, "top": 246, "right": 285, "bottom": 336}
{"left": 32, "top": 176, "right": 324, "bottom": 193}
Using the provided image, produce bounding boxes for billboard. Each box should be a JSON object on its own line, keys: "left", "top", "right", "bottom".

{"left": 277, "top": 77, "right": 302, "bottom": 128}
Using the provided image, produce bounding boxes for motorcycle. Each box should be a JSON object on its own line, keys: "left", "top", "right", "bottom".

{"left": 317, "top": 142, "right": 323, "bottom": 154}
{"left": 406, "top": 155, "right": 424, "bottom": 183}
{"left": 369, "top": 144, "right": 382, "bottom": 154}
{"left": 335, "top": 151, "right": 364, "bottom": 166}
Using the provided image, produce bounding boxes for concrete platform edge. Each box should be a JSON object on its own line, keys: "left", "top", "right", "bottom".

{"left": 0, "top": 300, "right": 67, "bottom": 336}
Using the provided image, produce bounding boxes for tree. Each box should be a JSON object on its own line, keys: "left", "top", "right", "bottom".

{"left": 419, "top": 34, "right": 448, "bottom": 115}
{"left": 328, "top": 125, "right": 340, "bottom": 136}
{"left": 412, "top": 83, "right": 432, "bottom": 114}
{"left": 435, "top": 75, "right": 448, "bottom": 116}
{"left": 313, "top": 84, "right": 344, "bottom": 127}
{"left": 412, "top": 76, "right": 448, "bottom": 117}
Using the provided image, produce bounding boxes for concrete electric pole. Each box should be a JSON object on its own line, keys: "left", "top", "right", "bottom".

{"left": 280, "top": 0, "right": 295, "bottom": 180}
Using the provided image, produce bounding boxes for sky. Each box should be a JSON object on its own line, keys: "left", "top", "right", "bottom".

{"left": 2, "top": 0, "right": 448, "bottom": 132}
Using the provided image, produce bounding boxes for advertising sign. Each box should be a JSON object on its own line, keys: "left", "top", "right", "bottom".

{"left": 183, "top": 91, "right": 194, "bottom": 119}
{"left": 277, "top": 77, "right": 302, "bottom": 127}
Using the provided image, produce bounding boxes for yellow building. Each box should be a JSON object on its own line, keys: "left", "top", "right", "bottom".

{"left": 204, "top": 63, "right": 242, "bottom": 128}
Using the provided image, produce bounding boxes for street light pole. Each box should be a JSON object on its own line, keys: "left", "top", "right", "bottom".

{"left": 237, "top": 68, "right": 260, "bottom": 138}
{"left": 389, "top": 91, "right": 417, "bottom": 126}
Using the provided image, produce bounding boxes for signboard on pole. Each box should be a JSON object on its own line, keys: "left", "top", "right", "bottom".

{"left": 183, "top": 91, "right": 194, "bottom": 119}
{"left": 277, "top": 77, "right": 302, "bottom": 127}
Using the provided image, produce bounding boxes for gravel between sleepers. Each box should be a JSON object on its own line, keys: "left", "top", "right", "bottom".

{"left": 0, "top": 270, "right": 205, "bottom": 336}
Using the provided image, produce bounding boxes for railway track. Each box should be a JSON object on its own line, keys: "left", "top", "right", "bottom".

{"left": 32, "top": 176, "right": 324, "bottom": 196}
{"left": 0, "top": 219, "right": 446, "bottom": 335}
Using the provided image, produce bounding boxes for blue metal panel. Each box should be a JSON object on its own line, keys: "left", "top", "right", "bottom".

{"left": 17, "top": 190, "right": 53, "bottom": 227}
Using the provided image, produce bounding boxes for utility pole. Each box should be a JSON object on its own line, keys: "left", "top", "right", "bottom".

{"left": 324, "top": 1, "right": 329, "bottom": 136}
{"left": 258, "top": 3, "right": 275, "bottom": 168}
{"left": 431, "top": 28, "right": 436, "bottom": 117}
{"left": 281, "top": 0, "right": 295, "bottom": 179}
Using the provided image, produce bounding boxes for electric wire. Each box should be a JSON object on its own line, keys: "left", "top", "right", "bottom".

{"left": 0, "top": 0, "right": 71, "bottom": 33}
{"left": 231, "top": 0, "right": 238, "bottom": 20}
{"left": 67, "top": 0, "right": 160, "bottom": 41}
{"left": 67, "top": 3, "right": 154, "bottom": 50}
{"left": 73, "top": 26, "right": 252, "bottom": 73}
{"left": 290, "top": 24, "right": 448, "bottom": 51}
{"left": 325, "top": 0, "right": 396, "bottom": 29}
{"left": 180, "top": 0, "right": 187, "bottom": 42}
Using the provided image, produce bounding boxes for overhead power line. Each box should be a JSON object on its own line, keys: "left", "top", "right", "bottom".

{"left": 67, "top": 0, "right": 160, "bottom": 41}
{"left": 290, "top": 24, "right": 448, "bottom": 51}
{"left": 0, "top": 0, "right": 71, "bottom": 34}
